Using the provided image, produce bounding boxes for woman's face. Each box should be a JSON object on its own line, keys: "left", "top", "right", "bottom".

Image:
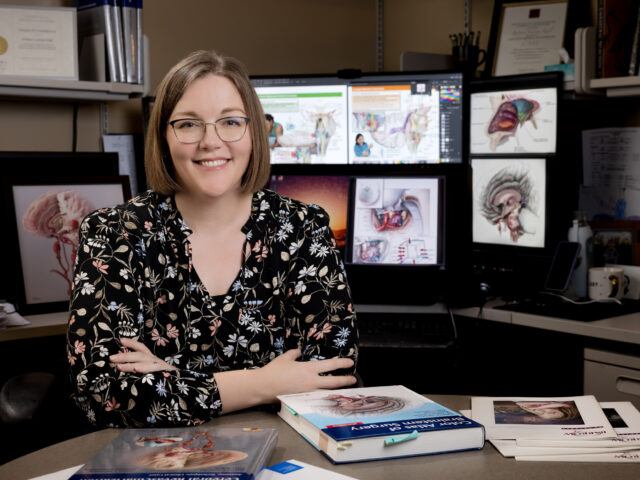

{"left": 166, "top": 74, "right": 252, "bottom": 201}
{"left": 356, "top": 135, "right": 364, "bottom": 145}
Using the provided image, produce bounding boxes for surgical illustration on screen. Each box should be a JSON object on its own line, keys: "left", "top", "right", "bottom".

{"left": 256, "top": 85, "right": 348, "bottom": 164}
{"left": 472, "top": 159, "right": 546, "bottom": 248}
{"left": 351, "top": 177, "right": 440, "bottom": 265}
{"left": 470, "top": 88, "right": 557, "bottom": 155}
{"left": 348, "top": 83, "right": 440, "bottom": 164}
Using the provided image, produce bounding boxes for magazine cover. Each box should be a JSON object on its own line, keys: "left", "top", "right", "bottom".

{"left": 70, "top": 426, "right": 278, "bottom": 480}
{"left": 471, "top": 395, "right": 616, "bottom": 441}
{"left": 280, "top": 385, "right": 479, "bottom": 441}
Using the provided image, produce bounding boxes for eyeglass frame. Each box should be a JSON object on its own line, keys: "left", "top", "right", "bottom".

{"left": 168, "top": 116, "right": 251, "bottom": 144}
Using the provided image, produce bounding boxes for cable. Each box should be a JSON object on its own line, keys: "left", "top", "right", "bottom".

{"left": 539, "top": 290, "right": 622, "bottom": 305}
{"left": 445, "top": 304, "right": 458, "bottom": 342}
{"left": 72, "top": 102, "right": 79, "bottom": 152}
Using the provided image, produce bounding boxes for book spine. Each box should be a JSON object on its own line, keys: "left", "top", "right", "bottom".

{"left": 110, "top": 0, "right": 126, "bottom": 82}
{"left": 601, "top": 0, "right": 637, "bottom": 78}
{"left": 136, "top": 0, "right": 143, "bottom": 84}
{"left": 121, "top": 0, "right": 136, "bottom": 83}
{"left": 596, "top": 0, "right": 604, "bottom": 78}
{"left": 629, "top": 5, "right": 640, "bottom": 75}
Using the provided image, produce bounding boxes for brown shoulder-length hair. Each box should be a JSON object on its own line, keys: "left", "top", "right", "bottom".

{"left": 145, "top": 50, "right": 270, "bottom": 195}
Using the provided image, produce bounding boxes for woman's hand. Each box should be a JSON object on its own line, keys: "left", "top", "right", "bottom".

{"left": 255, "top": 348, "right": 357, "bottom": 402}
{"left": 109, "top": 337, "right": 177, "bottom": 374}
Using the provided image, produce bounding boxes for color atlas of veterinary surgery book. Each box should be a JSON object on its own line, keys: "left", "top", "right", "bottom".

{"left": 69, "top": 426, "right": 278, "bottom": 480}
{"left": 277, "top": 385, "right": 485, "bottom": 463}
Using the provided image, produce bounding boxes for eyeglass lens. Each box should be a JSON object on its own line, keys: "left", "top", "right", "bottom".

{"left": 171, "top": 117, "right": 249, "bottom": 143}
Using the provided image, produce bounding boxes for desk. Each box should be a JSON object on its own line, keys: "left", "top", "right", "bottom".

{"left": 0, "top": 311, "right": 67, "bottom": 342}
{"left": 0, "top": 395, "right": 638, "bottom": 480}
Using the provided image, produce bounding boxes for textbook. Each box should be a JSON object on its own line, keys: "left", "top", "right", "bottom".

{"left": 257, "top": 459, "right": 358, "bottom": 480}
{"left": 69, "top": 426, "right": 277, "bottom": 479}
{"left": 470, "top": 395, "right": 617, "bottom": 441}
{"left": 277, "top": 385, "right": 485, "bottom": 464}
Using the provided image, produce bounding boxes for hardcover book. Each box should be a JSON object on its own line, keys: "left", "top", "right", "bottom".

{"left": 69, "top": 426, "right": 278, "bottom": 479}
{"left": 277, "top": 385, "right": 485, "bottom": 464}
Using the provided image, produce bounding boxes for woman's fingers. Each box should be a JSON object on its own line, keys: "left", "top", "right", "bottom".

{"left": 119, "top": 337, "right": 151, "bottom": 354}
{"left": 313, "top": 356, "right": 355, "bottom": 374}
{"left": 110, "top": 351, "right": 154, "bottom": 364}
{"left": 317, "top": 374, "right": 358, "bottom": 389}
{"left": 115, "top": 361, "right": 166, "bottom": 374}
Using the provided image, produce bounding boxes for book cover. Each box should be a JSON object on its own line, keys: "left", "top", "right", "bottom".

{"left": 278, "top": 385, "right": 484, "bottom": 463}
{"left": 600, "top": 0, "right": 638, "bottom": 78}
{"left": 471, "top": 395, "right": 617, "bottom": 441}
{"left": 69, "top": 426, "right": 278, "bottom": 480}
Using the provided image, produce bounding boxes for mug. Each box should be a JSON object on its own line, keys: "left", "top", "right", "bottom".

{"left": 452, "top": 44, "right": 486, "bottom": 77}
{"left": 588, "top": 267, "right": 628, "bottom": 301}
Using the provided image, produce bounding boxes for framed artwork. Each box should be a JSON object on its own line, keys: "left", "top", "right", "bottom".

{"left": 590, "top": 219, "right": 640, "bottom": 267}
{"left": 485, "top": 0, "right": 584, "bottom": 77}
{"left": 6, "top": 176, "right": 131, "bottom": 314}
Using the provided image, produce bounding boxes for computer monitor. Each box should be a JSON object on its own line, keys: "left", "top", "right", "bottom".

{"left": 470, "top": 72, "right": 560, "bottom": 155}
{"left": 251, "top": 70, "right": 465, "bottom": 166}
{"left": 343, "top": 164, "right": 471, "bottom": 306}
{"left": 268, "top": 171, "right": 350, "bottom": 252}
{"left": 252, "top": 75, "right": 350, "bottom": 164}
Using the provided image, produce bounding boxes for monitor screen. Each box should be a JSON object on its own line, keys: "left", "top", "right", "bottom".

{"left": 472, "top": 158, "right": 547, "bottom": 248}
{"left": 348, "top": 176, "right": 443, "bottom": 265}
{"left": 469, "top": 73, "right": 560, "bottom": 155}
{"left": 252, "top": 71, "right": 464, "bottom": 165}
{"left": 268, "top": 173, "right": 350, "bottom": 251}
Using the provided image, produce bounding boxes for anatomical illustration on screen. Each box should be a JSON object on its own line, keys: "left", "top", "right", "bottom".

{"left": 470, "top": 87, "right": 557, "bottom": 155}
{"left": 350, "top": 177, "right": 440, "bottom": 265}
{"left": 348, "top": 83, "right": 440, "bottom": 164}
{"left": 256, "top": 84, "right": 348, "bottom": 164}
{"left": 472, "top": 159, "right": 546, "bottom": 248}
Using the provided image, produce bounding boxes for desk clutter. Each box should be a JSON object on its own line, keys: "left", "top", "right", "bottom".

{"left": 466, "top": 395, "right": 640, "bottom": 462}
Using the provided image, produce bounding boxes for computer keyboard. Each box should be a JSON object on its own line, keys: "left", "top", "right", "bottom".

{"left": 494, "top": 296, "right": 640, "bottom": 321}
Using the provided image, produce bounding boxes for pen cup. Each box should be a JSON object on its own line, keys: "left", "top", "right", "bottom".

{"left": 452, "top": 44, "right": 486, "bottom": 78}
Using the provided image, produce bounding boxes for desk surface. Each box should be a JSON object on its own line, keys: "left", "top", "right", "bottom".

{"left": 0, "top": 311, "right": 67, "bottom": 342}
{"left": 1, "top": 395, "right": 638, "bottom": 480}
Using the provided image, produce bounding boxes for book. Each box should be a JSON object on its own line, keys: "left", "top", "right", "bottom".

{"left": 597, "top": 0, "right": 638, "bottom": 78}
{"left": 76, "top": 0, "right": 119, "bottom": 82}
{"left": 277, "top": 385, "right": 485, "bottom": 464}
{"left": 257, "top": 459, "right": 358, "bottom": 480}
{"left": 69, "top": 426, "right": 278, "bottom": 479}
{"left": 471, "top": 395, "right": 617, "bottom": 441}
{"left": 120, "top": 0, "right": 138, "bottom": 83}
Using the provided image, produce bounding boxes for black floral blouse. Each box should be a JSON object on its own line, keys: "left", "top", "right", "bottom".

{"left": 66, "top": 189, "right": 358, "bottom": 428}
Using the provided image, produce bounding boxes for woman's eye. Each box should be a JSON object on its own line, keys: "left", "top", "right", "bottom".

{"left": 223, "top": 118, "right": 242, "bottom": 127}
{"left": 176, "top": 121, "right": 199, "bottom": 129}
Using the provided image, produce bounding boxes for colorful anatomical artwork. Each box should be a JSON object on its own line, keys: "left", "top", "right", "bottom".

{"left": 256, "top": 84, "right": 348, "bottom": 164}
{"left": 350, "top": 177, "right": 440, "bottom": 265}
{"left": 470, "top": 88, "right": 557, "bottom": 154}
{"left": 472, "top": 158, "right": 546, "bottom": 248}
{"left": 348, "top": 83, "right": 440, "bottom": 164}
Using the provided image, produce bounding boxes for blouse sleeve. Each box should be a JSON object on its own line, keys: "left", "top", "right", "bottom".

{"left": 67, "top": 209, "right": 221, "bottom": 427}
{"left": 284, "top": 204, "right": 358, "bottom": 371}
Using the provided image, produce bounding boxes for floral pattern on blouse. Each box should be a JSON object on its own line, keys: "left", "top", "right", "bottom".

{"left": 66, "top": 189, "right": 358, "bottom": 428}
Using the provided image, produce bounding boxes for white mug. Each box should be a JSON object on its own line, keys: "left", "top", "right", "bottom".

{"left": 588, "top": 267, "right": 627, "bottom": 301}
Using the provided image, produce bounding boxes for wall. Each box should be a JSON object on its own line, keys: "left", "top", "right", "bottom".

{"left": 0, "top": 0, "right": 491, "bottom": 151}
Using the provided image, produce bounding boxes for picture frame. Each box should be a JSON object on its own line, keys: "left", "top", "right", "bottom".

{"left": 589, "top": 219, "right": 640, "bottom": 267}
{"left": 5, "top": 176, "right": 131, "bottom": 314}
{"left": 485, "top": 0, "right": 587, "bottom": 78}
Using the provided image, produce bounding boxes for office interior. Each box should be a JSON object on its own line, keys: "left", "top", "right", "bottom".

{"left": 1, "top": 0, "right": 640, "bottom": 467}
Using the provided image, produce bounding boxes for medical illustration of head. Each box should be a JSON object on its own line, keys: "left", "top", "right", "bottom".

{"left": 369, "top": 106, "right": 430, "bottom": 154}
{"left": 479, "top": 166, "right": 538, "bottom": 242}
{"left": 488, "top": 94, "right": 540, "bottom": 151}
{"left": 322, "top": 394, "right": 406, "bottom": 416}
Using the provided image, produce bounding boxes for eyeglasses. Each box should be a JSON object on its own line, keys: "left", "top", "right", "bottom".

{"left": 168, "top": 116, "right": 250, "bottom": 144}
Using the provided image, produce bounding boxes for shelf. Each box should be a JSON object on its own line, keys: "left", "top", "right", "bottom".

{"left": 590, "top": 76, "right": 640, "bottom": 97}
{"left": 0, "top": 76, "right": 144, "bottom": 102}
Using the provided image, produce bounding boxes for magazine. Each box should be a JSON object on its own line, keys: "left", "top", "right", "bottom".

{"left": 470, "top": 395, "right": 616, "bottom": 441}
{"left": 69, "top": 426, "right": 278, "bottom": 480}
{"left": 278, "top": 385, "right": 485, "bottom": 463}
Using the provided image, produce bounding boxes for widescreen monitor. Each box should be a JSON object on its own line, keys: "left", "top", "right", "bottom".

{"left": 469, "top": 72, "right": 561, "bottom": 156}
{"left": 252, "top": 71, "right": 464, "bottom": 165}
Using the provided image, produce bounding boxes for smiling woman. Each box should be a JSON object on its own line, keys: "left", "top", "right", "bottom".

{"left": 66, "top": 50, "right": 359, "bottom": 428}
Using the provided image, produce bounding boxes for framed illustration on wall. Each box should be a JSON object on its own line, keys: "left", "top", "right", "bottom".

{"left": 485, "top": 0, "right": 589, "bottom": 77}
{"left": 5, "top": 176, "right": 131, "bottom": 314}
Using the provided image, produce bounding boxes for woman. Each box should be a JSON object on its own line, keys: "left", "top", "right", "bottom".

{"left": 353, "top": 133, "right": 371, "bottom": 157}
{"left": 67, "top": 50, "right": 358, "bottom": 428}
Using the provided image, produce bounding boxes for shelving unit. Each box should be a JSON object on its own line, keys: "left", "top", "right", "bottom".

{"left": 0, "top": 76, "right": 144, "bottom": 102}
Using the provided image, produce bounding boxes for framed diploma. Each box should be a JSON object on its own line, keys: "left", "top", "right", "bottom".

{"left": 0, "top": 5, "right": 78, "bottom": 80}
{"left": 486, "top": 0, "right": 577, "bottom": 77}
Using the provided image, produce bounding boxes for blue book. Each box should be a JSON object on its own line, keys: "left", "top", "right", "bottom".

{"left": 277, "top": 385, "right": 485, "bottom": 463}
{"left": 69, "top": 426, "right": 278, "bottom": 479}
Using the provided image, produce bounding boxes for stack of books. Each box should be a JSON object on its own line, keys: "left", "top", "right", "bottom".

{"left": 465, "top": 395, "right": 640, "bottom": 462}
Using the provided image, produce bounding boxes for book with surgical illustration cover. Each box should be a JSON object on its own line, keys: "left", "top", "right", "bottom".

{"left": 277, "top": 385, "right": 485, "bottom": 464}
{"left": 69, "top": 426, "right": 278, "bottom": 479}
{"left": 471, "top": 395, "right": 616, "bottom": 441}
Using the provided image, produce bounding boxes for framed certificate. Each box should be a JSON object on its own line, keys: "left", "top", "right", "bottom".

{"left": 486, "top": 0, "right": 575, "bottom": 77}
{"left": 0, "top": 5, "right": 78, "bottom": 80}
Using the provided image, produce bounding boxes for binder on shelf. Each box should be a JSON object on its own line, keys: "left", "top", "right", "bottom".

{"left": 136, "top": 0, "right": 144, "bottom": 85}
{"left": 111, "top": 0, "right": 126, "bottom": 83}
{"left": 77, "top": 0, "right": 120, "bottom": 83}
{"left": 121, "top": 0, "right": 137, "bottom": 83}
